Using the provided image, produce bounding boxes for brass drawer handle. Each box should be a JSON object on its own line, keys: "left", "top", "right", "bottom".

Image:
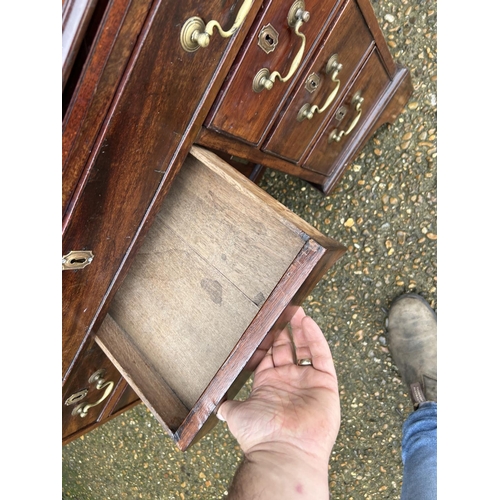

{"left": 297, "top": 54, "right": 343, "bottom": 121}
{"left": 71, "top": 370, "right": 115, "bottom": 418}
{"left": 328, "top": 93, "right": 364, "bottom": 143}
{"left": 252, "top": 0, "right": 310, "bottom": 93}
{"left": 180, "top": 0, "right": 254, "bottom": 52}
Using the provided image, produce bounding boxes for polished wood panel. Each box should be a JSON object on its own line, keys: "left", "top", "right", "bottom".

{"left": 263, "top": 0, "right": 373, "bottom": 162}
{"left": 62, "top": 0, "right": 263, "bottom": 383}
{"left": 62, "top": 0, "right": 99, "bottom": 89}
{"left": 205, "top": 0, "right": 342, "bottom": 146}
{"left": 63, "top": 0, "right": 154, "bottom": 216}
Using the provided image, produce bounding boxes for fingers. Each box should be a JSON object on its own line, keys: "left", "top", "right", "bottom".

{"left": 254, "top": 307, "right": 336, "bottom": 375}
{"left": 291, "top": 308, "right": 336, "bottom": 375}
{"left": 254, "top": 348, "right": 274, "bottom": 375}
{"left": 271, "top": 323, "right": 295, "bottom": 367}
{"left": 216, "top": 399, "right": 242, "bottom": 422}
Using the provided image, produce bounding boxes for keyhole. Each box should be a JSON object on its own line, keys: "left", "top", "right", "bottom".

{"left": 70, "top": 258, "right": 87, "bottom": 264}
{"left": 310, "top": 81, "right": 317, "bottom": 88}
{"left": 265, "top": 34, "right": 275, "bottom": 45}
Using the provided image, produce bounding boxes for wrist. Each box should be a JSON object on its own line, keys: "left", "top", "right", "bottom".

{"left": 228, "top": 443, "right": 330, "bottom": 499}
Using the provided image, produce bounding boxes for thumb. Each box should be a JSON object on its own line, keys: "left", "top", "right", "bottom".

{"left": 216, "top": 399, "right": 243, "bottom": 422}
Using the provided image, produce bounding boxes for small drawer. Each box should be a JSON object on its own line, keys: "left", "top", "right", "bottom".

{"left": 205, "top": 0, "right": 342, "bottom": 146}
{"left": 302, "top": 48, "right": 390, "bottom": 176}
{"left": 95, "top": 146, "right": 345, "bottom": 450}
{"left": 262, "top": 0, "right": 373, "bottom": 163}
{"left": 62, "top": 342, "right": 122, "bottom": 442}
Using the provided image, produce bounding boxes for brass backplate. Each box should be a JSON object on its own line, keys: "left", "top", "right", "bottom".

{"left": 180, "top": 16, "right": 205, "bottom": 52}
{"left": 257, "top": 24, "right": 279, "bottom": 54}
{"left": 288, "top": 0, "right": 307, "bottom": 26}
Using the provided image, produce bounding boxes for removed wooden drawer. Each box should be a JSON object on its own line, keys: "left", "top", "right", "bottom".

{"left": 95, "top": 145, "right": 346, "bottom": 450}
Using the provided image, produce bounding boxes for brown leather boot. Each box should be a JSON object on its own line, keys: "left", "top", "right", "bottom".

{"left": 386, "top": 293, "right": 437, "bottom": 409}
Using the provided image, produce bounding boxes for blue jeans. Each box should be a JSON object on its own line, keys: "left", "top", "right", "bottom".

{"left": 400, "top": 402, "right": 437, "bottom": 500}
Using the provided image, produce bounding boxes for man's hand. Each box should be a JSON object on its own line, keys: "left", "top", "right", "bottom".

{"left": 217, "top": 307, "right": 341, "bottom": 499}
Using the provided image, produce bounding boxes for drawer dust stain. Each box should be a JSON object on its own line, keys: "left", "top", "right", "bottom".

{"left": 200, "top": 278, "right": 223, "bottom": 305}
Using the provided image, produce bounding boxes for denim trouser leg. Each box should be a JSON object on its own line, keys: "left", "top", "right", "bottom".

{"left": 400, "top": 402, "right": 437, "bottom": 500}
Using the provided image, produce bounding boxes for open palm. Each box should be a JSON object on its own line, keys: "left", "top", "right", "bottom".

{"left": 217, "top": 307, "right": 341, "bottom": 463}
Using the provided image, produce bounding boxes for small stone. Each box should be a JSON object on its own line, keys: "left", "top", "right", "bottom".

{"left": 408, "top": 102, "right": 419, "bottom": 110}
{"left": 427, "top": 233, "right": 437, "bottom": 240}
{"left": 397, "top": 231, "right": 406, "bottom": 244}
{"left": 344, "top": 218, "right": 355, "bottom": 227}
{"left": 384, "top": 14, "right": 395, "bottom": 22}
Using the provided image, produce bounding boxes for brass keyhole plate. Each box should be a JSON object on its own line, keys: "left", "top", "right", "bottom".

{"left": 305, "top": 72, "right": 321, "bottom": 93}
{"left": 335, "top": 105, "right": 348, "bottom": 122}
{"left": 257, "top": 24, "right": 279, "bottom": 54}
{"left": 62, "top": 250, "right": 94, "bottom": 270}
{"left": 65, "top": 389, "right": 89, "bottom": 406}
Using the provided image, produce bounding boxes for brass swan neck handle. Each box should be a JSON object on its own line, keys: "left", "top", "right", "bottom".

{"left": 180, "top": 0, "right": 254, "bottom": 52}
{"left": 252, "top": 1, "right": 310, "bottom": 93}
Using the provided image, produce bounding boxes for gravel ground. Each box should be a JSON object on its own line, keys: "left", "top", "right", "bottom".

{"left": 62, "top": 0, "right": 437, "bottom": 497}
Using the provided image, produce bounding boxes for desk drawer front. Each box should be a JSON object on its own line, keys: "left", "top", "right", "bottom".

{"left": 205, "top": 0, "right": 341, "bottom": 146}
{"left": 262, "top": 0, "right": 373, "bottom": 163}
{"left": 303, "top": 48, "right": 390, "bottom": 175}
{"left": 62, "top": 343, "right": 122, "bottom": 441}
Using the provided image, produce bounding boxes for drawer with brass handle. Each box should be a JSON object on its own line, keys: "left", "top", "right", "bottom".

{"left": 303, "top": 48, "right": 390, "bottom": 176}
{"left": 95, "top": 146, "right": 345, "bottom": 451}
{"left": 197, "top": 0, "right": 412, "bottom": 195}
{"left": 262, "top": 0, "right": 373, "bottom": 163}
{"left": 204, "top": 0, "right": 342, "bottom": 146}
{"left": 62, "top": 342, "right": 122, "bottom": 442}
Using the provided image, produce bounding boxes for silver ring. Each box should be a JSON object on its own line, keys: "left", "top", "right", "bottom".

{"left": 297, "top": 358, "right": 313, "bottom": 366}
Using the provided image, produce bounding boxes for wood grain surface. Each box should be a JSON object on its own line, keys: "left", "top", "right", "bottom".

{"left": 107, "top": 148, "right": 307, "bottom": 407}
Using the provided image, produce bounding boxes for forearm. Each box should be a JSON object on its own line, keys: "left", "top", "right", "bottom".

{"left": 227, "top": 447, "right": 330, "bottom": 500}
